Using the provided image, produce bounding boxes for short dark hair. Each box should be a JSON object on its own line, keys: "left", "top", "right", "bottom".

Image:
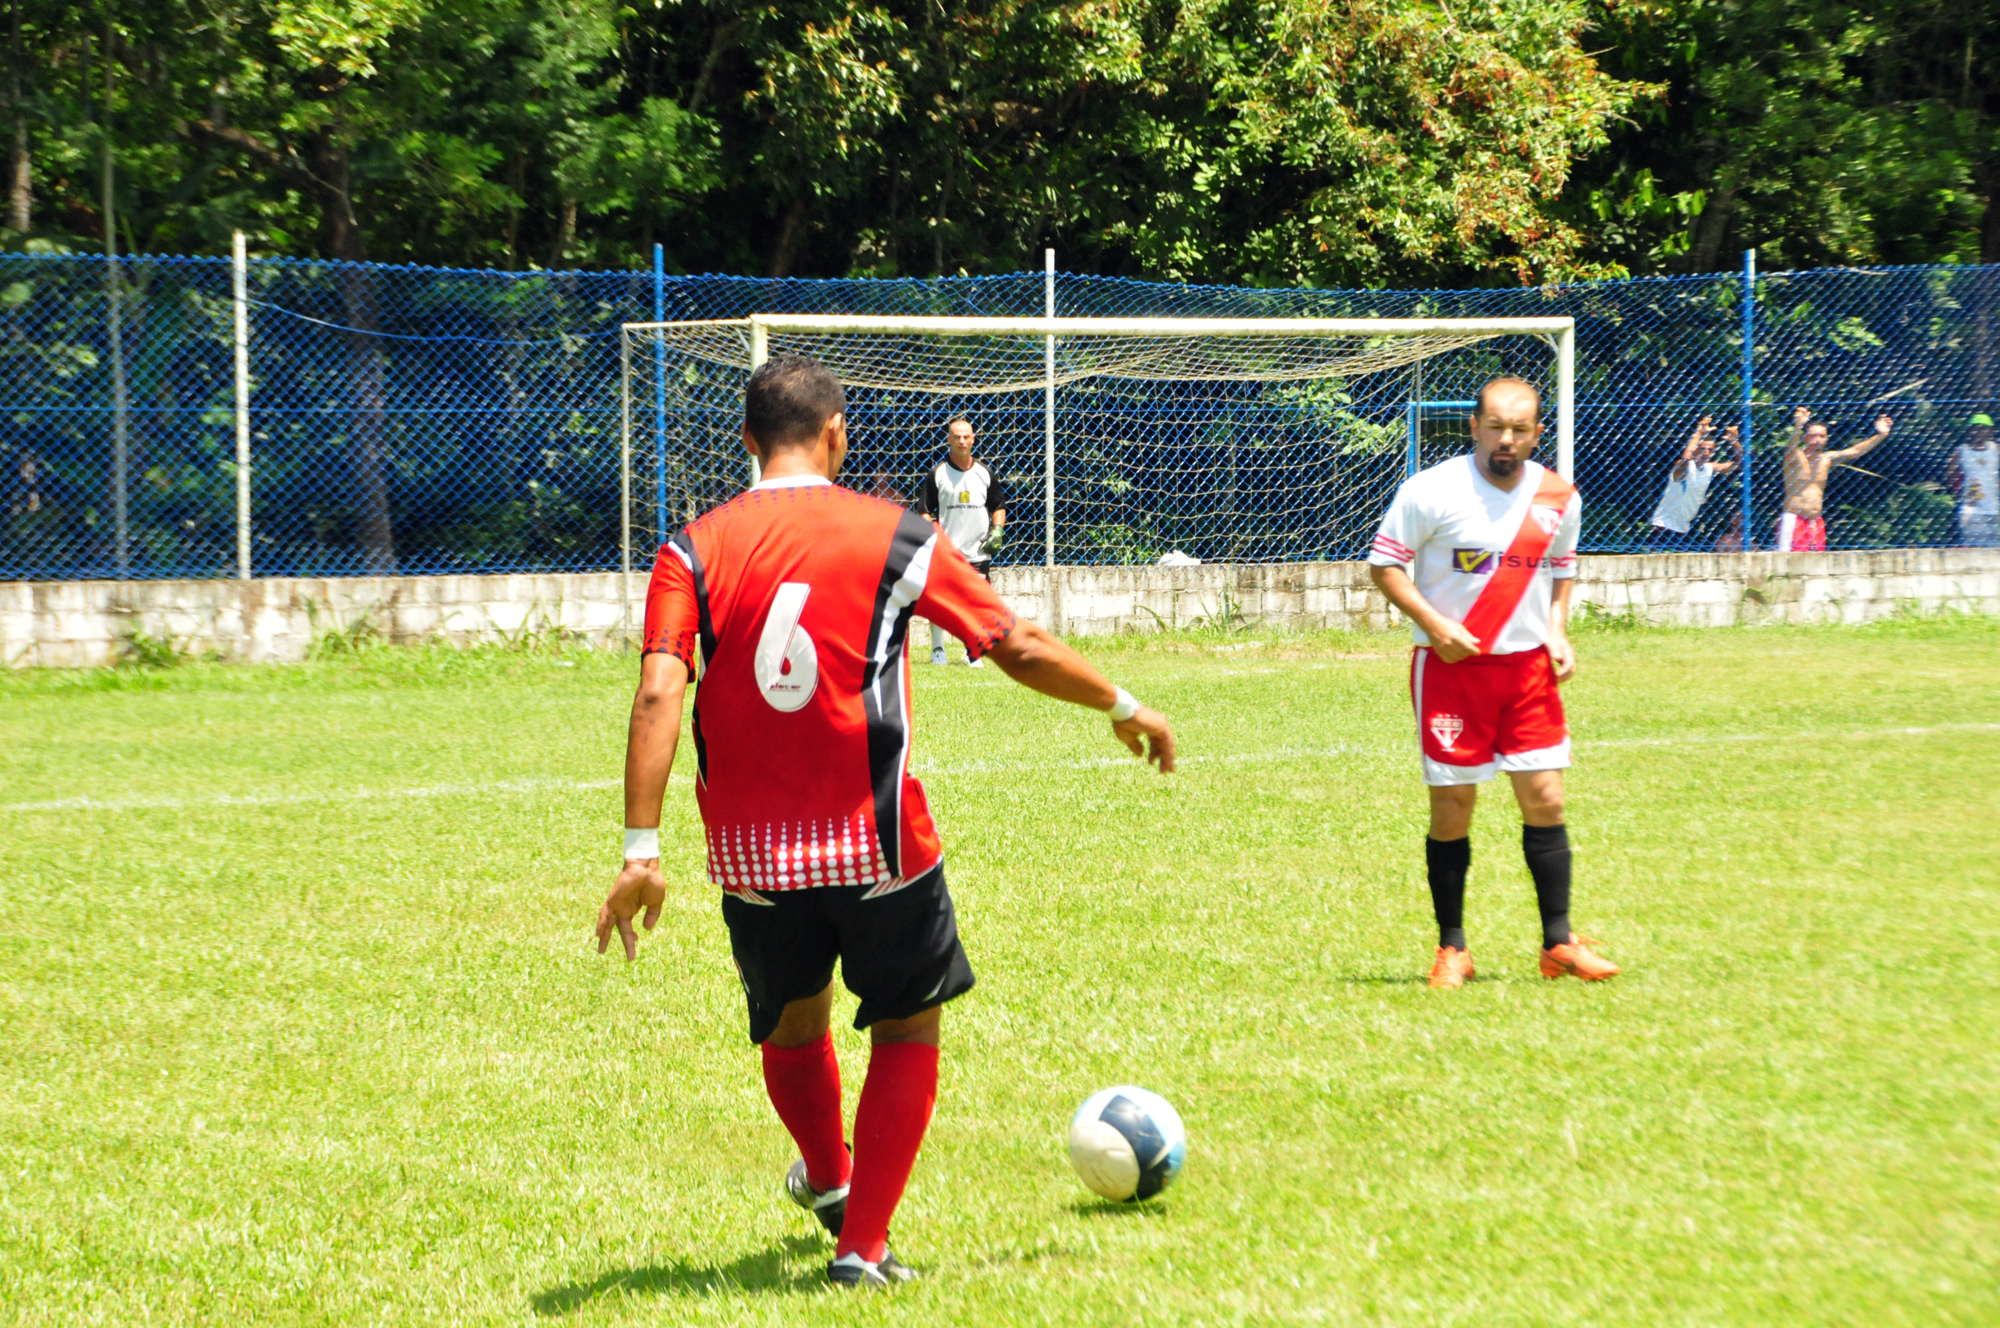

{"left": 946, "top": 417, "right": 973, "bottom": 432}
{"left": 744, "top": 354, "right": 846, "bottom": 452}
{"left": 1474, "top": 376, "right": 1541, "bottom": 419}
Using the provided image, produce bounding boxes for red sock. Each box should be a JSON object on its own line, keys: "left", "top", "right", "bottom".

{"left": 760, "top": 1032, "right": 851, "bottom": 1193}
{"left": 835, "top": 1041, "right": 939, "bottom": 1264}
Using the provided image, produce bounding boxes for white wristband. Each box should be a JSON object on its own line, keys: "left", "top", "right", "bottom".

{"left": 1107, "top": 687, "right": 1140, "bottom": 723}
{"left": 623, "top": 827, "right": 660, "bottom": 861}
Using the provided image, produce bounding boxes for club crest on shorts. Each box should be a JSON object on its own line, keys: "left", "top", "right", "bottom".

{"left": 1452, "top": 548, "right": 1497, "bottom": 574}
{"left": 1429, "top": 713, "right": 1465, "bottom": 749}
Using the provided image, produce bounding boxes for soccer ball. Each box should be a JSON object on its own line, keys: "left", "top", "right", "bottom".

{"left": 1067, "top": 1086, "right": 1186, "bottom": 1202}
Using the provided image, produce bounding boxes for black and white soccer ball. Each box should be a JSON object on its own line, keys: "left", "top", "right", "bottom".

{"left": 1067, "top": 1086, "right": 1186, "bottom": 1202}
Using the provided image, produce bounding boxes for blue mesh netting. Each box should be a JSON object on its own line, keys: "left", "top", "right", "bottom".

{"left": 4, "top": 253, "right": 1995, "bottom": 580}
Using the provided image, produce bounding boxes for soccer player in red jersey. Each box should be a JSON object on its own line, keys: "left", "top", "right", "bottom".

{"left": 1367, "top": 377, "right": 1619, "bottom": 989}
{"left": 595, "top": 355, "right": 1176, "bottom": 1289}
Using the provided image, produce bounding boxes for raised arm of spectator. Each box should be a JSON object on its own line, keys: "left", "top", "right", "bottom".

{"left": 1830, "top": 414, "right": 1893, "bottom": 462}
{"left": 1786, "top": 405, "right": 1810, "bottom": 450}
{"left": 1672, "top": 416, "right": 1713, "bottom": 481}
{"left": 1711, "top": 425, "right": 1742, "bottom": 476}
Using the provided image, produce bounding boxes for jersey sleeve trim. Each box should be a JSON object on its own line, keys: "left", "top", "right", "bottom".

{"left": 1368, "top": 534, "right": 1415, "bottom": 565}
{"left": 668, "top": 528, "right": 718, "bottom": 663}
{"left": 642, "top": 538, "right": 701, "bottom": 669}
{"left": 861, "top": 509, "right": 940, "bottom": 880}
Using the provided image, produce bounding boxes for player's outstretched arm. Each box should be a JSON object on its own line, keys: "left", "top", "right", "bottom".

{"left": 984, "top": 620, "right": 1175, "bottom": 772}
{"left": 597, "top": 651, "right": 689, "bottom": 960}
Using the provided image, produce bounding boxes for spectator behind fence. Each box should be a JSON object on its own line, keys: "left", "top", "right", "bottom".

{"left": 1777, "top": 406, "right": 1893, "bottom": 552}
{"left": 1647, "top": 416, "right": 1739, "bottom": 549}
{"left": 1712, "top": 509, "right": 1744, "bottom": 553}
{"left": 8, "top": 452, "right": 44, "bottom": 515}
{"left": 1946, "top": 414, "right": 1998, "bottom": 548}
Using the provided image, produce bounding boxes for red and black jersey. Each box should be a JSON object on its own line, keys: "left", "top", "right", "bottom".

{"left": 644, "top": 475, "right": 1017, "bottom": 899}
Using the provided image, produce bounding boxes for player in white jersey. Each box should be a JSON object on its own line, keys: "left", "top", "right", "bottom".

{"left": 1947, "top": 413, "right": 1998, "bottom": 548}
{"left": 918, "top": 419, "right": 1007, "bottom": 665}
{"left": 1368, "top": 377, "right": 1619, "bottom": 988}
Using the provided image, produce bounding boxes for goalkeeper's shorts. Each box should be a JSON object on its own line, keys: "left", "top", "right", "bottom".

{"left": 1410, "top": 646, "right": 1570, "bottom": 786}
{"left": 721, "top": 864, "right": 976, "bottom": 1044}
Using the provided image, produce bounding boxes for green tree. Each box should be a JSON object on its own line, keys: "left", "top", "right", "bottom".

{"left": 1574, "top": 0, "right": 2000, "bottom": 272}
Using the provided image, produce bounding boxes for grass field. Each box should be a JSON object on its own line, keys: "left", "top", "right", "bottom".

{"left": 2, "top": 616, "right": 1998, "bottom": 1326}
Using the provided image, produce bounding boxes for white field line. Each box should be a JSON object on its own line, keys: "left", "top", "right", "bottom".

{"left": 0, "top": 775, "right": 622, "bottom": 813}
{"left": 4, "top": 722, "right": 1996, "bottom": 814}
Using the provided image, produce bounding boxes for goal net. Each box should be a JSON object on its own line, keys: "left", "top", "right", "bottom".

{"left": 618, "top": 314, "right": 1574, "bottom": 579}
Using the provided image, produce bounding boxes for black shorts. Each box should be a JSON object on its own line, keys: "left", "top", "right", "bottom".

{"left": 969, "top": 559, "right": 992, "bottom": 581}
{"left": 721, "top": 865, "right": 976, "bottom": 1044}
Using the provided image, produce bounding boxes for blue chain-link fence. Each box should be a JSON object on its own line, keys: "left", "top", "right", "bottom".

{"left": 5, "top": 252, "right": 1996, "bottom": 580}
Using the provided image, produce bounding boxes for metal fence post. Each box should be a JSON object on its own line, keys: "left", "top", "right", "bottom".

{"left": 620, "top": 329, "right": 633, "bottom": 644}
{"left": 232, "top": 232, "right": 252, "bottom": 580}
{"left": 1740, "top": 249, "right": 1757, "bottom": 551}
{"left": 1043, "top": 248, "right": 1056, "bottom": 568}
{"left": 652, "top": 244, "right": 667, "bottom": 550}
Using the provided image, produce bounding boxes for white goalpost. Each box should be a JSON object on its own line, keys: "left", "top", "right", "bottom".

{"left": 617, "top": 310, "right": 1576, "bottom": 636}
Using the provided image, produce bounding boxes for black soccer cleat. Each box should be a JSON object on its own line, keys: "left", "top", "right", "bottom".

{"left": 785, "top": 1159, "right": 848, "bottom": 1238}
{"left": 826, "top": 1248, "right": 918, "bottom": 1289}
{"left": 826, "top": 1252, "right": 889, "bottom": 1289}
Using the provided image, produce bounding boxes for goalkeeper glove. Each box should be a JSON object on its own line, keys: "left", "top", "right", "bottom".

{"left": 983, "top": 527, "right": 1005, "bottom": 555}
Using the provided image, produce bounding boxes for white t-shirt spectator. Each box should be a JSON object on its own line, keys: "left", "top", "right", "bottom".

{"left": 1368, "top": 455, "right": 1582, "bottom": 655}
{"left": 1955, "top": 444, "right": 1998, "bottom": 516}
{"left": 1649, "top": 460, "right": 1716, "bottom": 533}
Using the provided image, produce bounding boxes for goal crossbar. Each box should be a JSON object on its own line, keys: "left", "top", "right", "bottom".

{"left": 623, "top": 314, "right": 1575, "bottom": 338}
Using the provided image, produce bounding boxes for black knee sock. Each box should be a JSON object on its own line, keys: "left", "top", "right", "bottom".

{"left": 1522, "top": 823, "right": 1572, "bottom": 949}
{"left": 1425, "top": 836, "right": 1471, "bottom": 951}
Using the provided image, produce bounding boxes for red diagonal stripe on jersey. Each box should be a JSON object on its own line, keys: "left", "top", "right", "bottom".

{"left": 1458, "top": 469, "right": 1574, "bottom": 654}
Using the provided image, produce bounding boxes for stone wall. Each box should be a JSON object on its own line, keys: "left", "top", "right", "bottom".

{"left": 989, "top": 548, "right": 2000, "bottom": 637}
{"left": 0, "top": 573, "right": 632, "bottom": 669}
{"left": 5, "top": 549, "right": 1997, "bottom": 669}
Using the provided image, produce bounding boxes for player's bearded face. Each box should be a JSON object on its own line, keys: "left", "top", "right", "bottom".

{"left": 1470, "top": 394, "right": 1542, "bottom": 478}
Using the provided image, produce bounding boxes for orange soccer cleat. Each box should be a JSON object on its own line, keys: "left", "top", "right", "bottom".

{"left": 1539, "top": 933, "right": 1620, "bottom": 981}
{"left": 1428, "top": 946, "right": 1476, "bottom": 989}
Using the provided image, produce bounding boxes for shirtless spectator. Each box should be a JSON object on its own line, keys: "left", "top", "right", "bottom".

{"left": 1777, "top": 406, "right": 1892, "bottom": 551}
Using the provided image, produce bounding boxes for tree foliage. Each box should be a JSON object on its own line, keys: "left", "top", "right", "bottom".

{"left": 2, "top": 0, "right": 1994, "bottom": 281}
{"left": 1574, "top": 0, "right": 2000, "bottom": 270}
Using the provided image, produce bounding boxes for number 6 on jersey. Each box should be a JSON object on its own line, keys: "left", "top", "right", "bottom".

{"left": 755, "top": 582, "right": 818, "bottom": 712}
